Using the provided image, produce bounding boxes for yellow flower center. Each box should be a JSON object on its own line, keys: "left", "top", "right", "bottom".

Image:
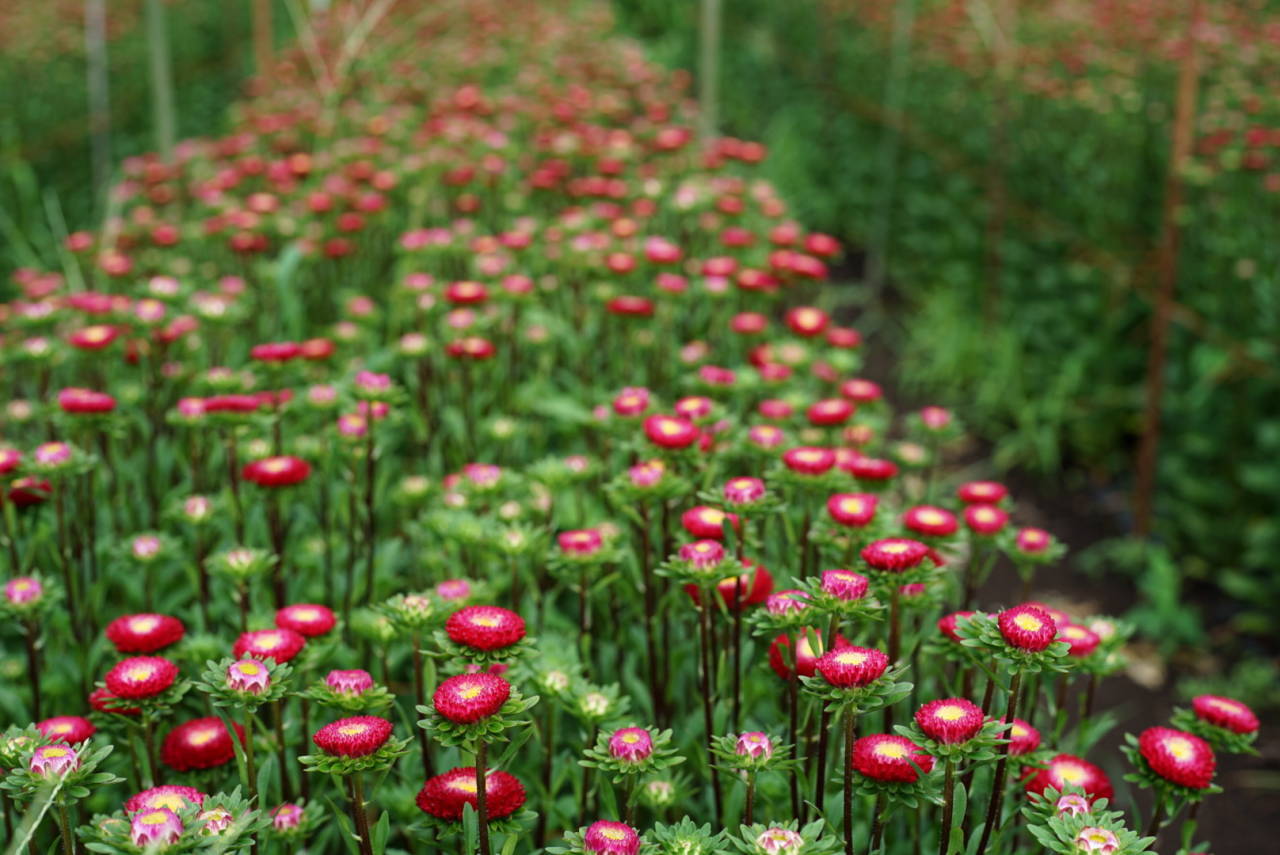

{"left": 472, "top": 615, "right": 500, "bottom": 628}
{"left": 882, "top": 543, "right": 909, "bottom": 555}
{"left": 875, "top": 743, "right": 909, "bottom": 759}
{"left": 602, "top": 829, "right": 626, "bottom": 841}
{"left": 154, "top": 795, "right": 185, "bottom": 810}
{"left": 622, "top": 734, "right": 639, "bottom": 744}
{"left": 449, "top": 779, "right": 477, "bottom": 794}
{"left": 50, "top": 723, "right": 72, "bottom": 734}
{"left": 1014, "top": 614, "right": 1043, "bottom": 632}
{"left": 458, "top": 684, "right": 484, "bottom": 700}
{"left": 43, "top": 747, "right": 69, "bottom": 758}
{"left": 918, "top": 510, "right": 945, "bottom": 525}
{"left": 238, "top": 662, "right": 262, "bottom": 676}
{"left": 1166, "top": 737, "right": 1194, "bottom": 761}
{"left": 1057, "top": 763, "right": 1085, "bottom": 784}
{"left": 126, "top": 665, "right": 155, "bottom": 681}
{"left": 262, "top": 459, "right": 289, "bottom": 474}
{"left": 131, "top": 617, "right": 160, "bottom": 633}
{"left": 338, "top": 724, "right": 367, "bottom": 737}
{"left": 188, "top": 728, "right": 218, "bottom": 747}
{"left": 141, "top": 811, "right": 170, "bottom": 826}
{"left": 840, "top": 499, "right": 866, "bottom": 514}
{"left": 935, "top": 705, "right": 967, "bottom": 722}
{"left": 835, "top": 651, "right": 867, "bottom": 666}
{"left": 14, "top": 580, "right": 30, "bottom": 591}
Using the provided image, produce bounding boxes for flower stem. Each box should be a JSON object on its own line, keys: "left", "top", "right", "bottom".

{"left": 476, "top": 740, "right": 491, "bottom": 855}
{"left": 745, "top": 770, "right": 756, "bottom": 825}
{"left": 23, "top": 622, "right": 41, "bottom": 721}
{"left": 243, "top": 712, "right": 258, "bottom": 803}
{"left": 939, "top": 759, "right": 956, "bottom": 855}
{"left": 867, "top": 794, "right": 885, "bottom": 855}
{"left": 1145, "top": 798, "right": 1166, "bottom": 839}
{"left": 976, "top": 671, "right": 1023, "bottom": 853}
{"left": 362, "top": 426, "right": 377, "bottom": 605}
{"left": 57, "top": 802, "right": 74, "bottom": 855}
{"left": 844, "top": 708, "right": 857, "bottom": 855}
{"left": 348, "top": 773, "right": 374, "bottom": 855}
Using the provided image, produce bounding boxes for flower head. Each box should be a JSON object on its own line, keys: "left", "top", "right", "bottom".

{"left": 131, "top": 809, "right": 184, "bottom": 847}
{"left": 1056, "top": 794, "right": 1091, "bottom": 816}
{"left": 272, "top": 803, "right": 303, "bottom": 830}
{"left": 964, "top": 504, "right": 1009, "bottom": 536}
{"left": 125, "top": 785, "right": 205, "bottom": 814}
{"left": 197, "top": 805, "right": 234, "bottom": 835}
{"left": 681, "top": 505, "right": 739, "bottom": 540}
{"left": 782, "top": 446, "right": 835, "bottom": 475}
{"left": 1006, "top": 718, "right": 1041, "bottom": 756}
{"left": 416, "top": 767, "right": 526, "bottom": 821}
{"left": 559, "top": 529, "right": 604, "bottom": 555}
{"left": 584, "top": 820, "right": 641, "bottom": 855}
{"left": 768, "top": 630, "right": 837, "bottom": 680}
{"left": 227, "top": 659, "right": 271, "bottom": 694}
{"left": 817, "top": 645, "right": 889, "bottom": 688}
{"left": 233, "top": 628, "right": 307, "bottom": 663}
{"left": 1024, "top": 754, "right": 1113, "bottom": 801}
{"left": 724, "top": 476, "right": 766, "bottom": 506}
{"left": 997, "top": 604, "right": 1058, "bottom": 652}
{"left": 608, "top": 727, "right": 654, "bottom": 763}
{"left": 1191, "top": 695, "right": 1259, "bottom": 734}
{"left": 861, "top": 538, "right": 930, "bottom": 572}
{"left": 89, "top": 687, "right": 140, "bottom": 716}
{"left": 766, "top": 590, "right": 809, "bottom": 617}
{"left": 679, "top": 539, "right": 726, "bottom": 570}
{"left": 937, "top": 611, "right": 976, "bottom": 643}
{"left": 445, "top": 605, "right": 526, "bottom": 651}
{"left": 105, "top": 613, "right": 185, "bottom": 653}
{"left": 29, "top": 744, "right": 80, "bottom": 777}
{"left": 36, "top": 716, "right": 96, "bottom": 745}
{"left": 755, "top": 827, "right": 804, "bottom": 855}
{"left": 4, "top": 576, "right": 43, "bottom": 606}
{"left": 852, "top": 734, "right": 934, "bottom": 783}
{"left": 903, "top": 506, "right": 958, "bottom": 538}
{"left": 1059, "top": 624, "right": 1101, "bottom": 658}
{"left": 643, "top": 414, "right": 699, "bottom": 449}
{"left": 242, "top": 456, "right": 311, "bottom": 487}
{"left": 915, "top": 698, "right": 984, "bottom": 744}
{"left": 736, "top": 731, "right": 774, "bottom": 761}
{"left": 313, "top": 716, "right": 394, "bottom": 757}
{"left": 276, "top": 603, "right": 337, "bottom": 637}
{"left": 433, "top": 673, "right": 511, "bottom": 724}
{"left": 821, "top": 569, "right": 869, "bottom": 601}
{"left": 161, "top": 717, "right": 243, "bottom": 771}
{"left": 1138, "top": 726, "right": 1215, "bottom": 789}
{"left": 1075, "top": 827, "right": 1120, "bottom": 854}
{"left": 104, "top": 656, "right": 179, "bottom": 699}
{"left": 327, "top": 669, "right": 374, "bottom": 695}
{"left": 1015, "top": 527, "right": 1053, "bottom": 554}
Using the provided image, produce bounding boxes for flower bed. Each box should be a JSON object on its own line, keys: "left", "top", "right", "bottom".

{"left": 0, "top": 1, "right": 1260, "bottom": 853}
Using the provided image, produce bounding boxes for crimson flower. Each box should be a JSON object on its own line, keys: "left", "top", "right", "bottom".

{"left": 827, "top": 493, "right": 877, "bottom": 527}
{"left": 445, "top": 605, "right": 526, "bottom": 651}
{"left": 915, "top": 699, "right": 984, "bottom": 744}
{"left": 681, "top": 505, "right": 740, "bottom": 540}
{"left": 433, "top": 673, "right": 511, "bottom": 723}
{"left": 242, "top": 456, "right": 311, "bottom": 487}
{"left": 937, "top": 611, "right": 977, "bottom": 643}
{"left": 643, "top": 414, "right": 698, "bottom": 449}
{"left": 861, "top": 538, "right": 931, "bottom": 572}
{"left": 964, "top": 504, "right": 1009, "bottom": 536}
{"left": 233, "top": 628, "right": 307, "bottom": 663}
{"left": 161, "top": 717, "right": 243, "bottom": 771}
{"left": 417, "top": 766, "right": 526, "bottom": 822}
{"left": 852, "top": 734, "right": 934, "bottom": 783}
{"left": 124, "top": 785, "right": 206, "bottom": 814}
{"left": 104, "top": 656, "right": 179, "bottom": 699}
{"left": 584, "top": 820, "right": 642, "bottom": 855}
{"left": 1138, "top": 726, "right": 1216, "bottom": 789}
{"left": 1191, "top": 695, "right": 1259, "bottom": 734}
{"left": 816, "top": 646, "right": 889, "bottom": 688}
{"left": 275, "top": 603, "right": 336, "bottom": 637}
{"left": 1005, "top": 718, "right": 1041, "bottom": 756}
{"left": 1023, "top": 754, "right": 1113, "bottom": 801}
{"left": 313, "top": 716, "right": 394, "bottom": 757}
{"left": 608, "top": 727, "right": 654, "bottom": 763}
{"left": 781, "top": 446, "right": 835, "bottom": 475}
{"left": 997, "top": 605, "right": 1058, "bottom": 652}
{"left": 768, "top": 630, "right": 841, "bottom": 680}
{"left": 105, "top": 614, "right": 185, "bottom": 653}
{"left": 956, "top": 481, "right": 1008, "bottom": 504}
{"left": 36, "top": 716, "right": 96, "bottom": 745}
{"left": 903, "top": 506, "right": 958, "bottom": 538}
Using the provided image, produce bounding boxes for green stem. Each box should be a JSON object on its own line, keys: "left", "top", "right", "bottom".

{"left": 939, "top": 759, "right": 956, "bottom": 855}
{"left": 476, "top": 740, "right": 491, "bottom": 855}
{"left": 348, "top": 773, "right": 374, "bottom": 855}
{"left": 976, "top": 671, "right": 1023, "bottom": 853}
{"left": 844, "top": 709, "right": 858, "bottom": 855}
{"left": 57, "top": 802, "right": 74, "bottom": 855}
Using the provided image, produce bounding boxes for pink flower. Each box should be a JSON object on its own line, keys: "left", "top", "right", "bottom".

{"left": 736, "top": 731, "right": 774, "bottom": 760}
{"left": 608, "top": 727, "right": 654, "bottom": 763}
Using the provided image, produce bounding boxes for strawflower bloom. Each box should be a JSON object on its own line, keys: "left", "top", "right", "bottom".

{"left": 226, "top": 659, "right": 271, "bottom": 694}
{"left": 817, "top": 645, "right": 889, "bottom": 688}
{"left": 433, "top": 673, "right": 511, "bottom": 723}
{"left": 233, "top": 628, "right": 307, "bottom": 663}
{"left": 682, "top": 505, "right": 739, "bottom": 540}
{"left": 861, "top": 538, "right": 931, "bottom": 572}
{"left": 1024, "top": 754, "right": 1113, "bottom": 801}
{"left": 724, "top": 476, "right": 766, "bottom": 506}
{"left": 584, "top": 820, "right": 641, "bottom": 855}
{"left": 903, "top": 506, "right": 958, "bottom": 538}
{"left": 997, "top": 604, "right": 1058, "bottom": 652}
{"left": 1015, "top": 527, "right": 1053, "bottom": 555}
{"left": 736, "top": 731, "right": 774, "bottom": 760}
{"left": 105, "top": 614, "right": 185, "bottom": 653}
{"left": 29, "top": 744, "right": 80, "bottom": 777}
{"left": 104, "top": 656, "right": 179, "bottom": 699}
{"left": 4, "top": 576, "right": 44, "bottom": 606}
{"left": 1192, "top": 695, "right": 1260, "bottom": 734}
{"left": 821, "top": 569, "right": 869, "bottom": 601}
{"left": 609, "top": 727, "right": 654, "bottom": 763}
{"left": 915, "top": 698, "right": 984, "bottom": 744}
{"left": 161, "top": 717, "right": 244, "bottom": 771}
{"left": 766, "top": 590, "right": 809, "bottom": 617}
{"left": 1056, "top": 794, "right": 1091, "bottom": 816}
{"left": 937, "top": 611, "right": 976, "bottom": 643}
{"left": 1137, "top": 726, "right": 1216, "bottom": 789}
{"left": 445, "top": 605, "right": 526, "bottom": 651}
{"left": 782, "top": 446, "right": 835, "bottom": 475}
{"left": 1059, "top": 624, "right": 1101, "bottom": 658}
{"left": 242, "top": 456, "right": 311, "bottom": 487}
{"left": 327, "top": 669, "right": 374, "bottom": 695}
{"left": 1075, "top": 827, "right": 1120, "bottom": 854}
{"left": 852, "top": 734, "right": 934, "bottom": 783}
{"left": 125, "top": 786, "right": 206, "bottom": 814}
{"left": 416, "top": 767, "right": 526, "bottom": 821}
{"left": 272, "top": 803, "right": 303, "bottom": 831}
{"left": 197, "top": 806, "right": 233, "bottom": 835}
{"left": 276, "top": 603, "right": 337, "bottom": 637}
{"left": 755, "top": 827, "right": 804, "bottom": 855}
{"left": 36, "top": 716, "right": 96, "bottom": 745}
{"left": 1007, "top": 719, "right": 1041, "bottom": 756}
{"left": 131, "top": 809, "right": 183, "bottom": 847}
{"left": 559, "top": 529, "right": 604, "bottom": 555}
{"left": 768, "top": 631, "right": 838, "bottom": 680}
{"left": 956, "top": 481, "right": 1008, "bottom": 504}
{"left": 643, "top": 414, "right": 699, "bottom": 449}
{"left": 964, "top": 504, "right": 1009, "bottom": 536}
{"left": 313, "top": 716, "right": 394, "bottom": 757}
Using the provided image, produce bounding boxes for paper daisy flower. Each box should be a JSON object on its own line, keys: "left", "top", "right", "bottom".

{"left": 313, "top": 716, "right": 393, "bottom": 757}
{"left": 1138, "top": 726, "right": 1216, "bottom": 789}
{"left": 1191, "top": 695, "right": 1259, "bottom": 735}
{"left": 415, "top": 767, "right": 526, "bottom": 821}
{"left": 861, "top": 538, "right": 930, "bottom": 572}
{"left": 816, "top": 645, "right": 889, "bottom": 688}
{"left": 131, "top": 808, "right": 184, "bottom": 847}
{"left": 125, "top": 786, "right": 207, "bottom": 814}
{"left": 608, "top": 727, "right": 654, "bottom": 763}
{"left": 36, "top": 716, "right": 96, "bottom": 745}
{"left": 445, "top": 605, "right": 526, "bottom": 651}
{"left": 161, "top": 717, "right": 243, "bottom": 771}
{"left": 226, "top": 659, "right": 271, "bottom": 694}
{"left": 852, "top": 734, "right": 935, "bottom": 783}
{"left": 915, "top": 698, "right": 984, "bottom": 744}
{"left": 584, "top": 820, "right": 642, "bottom": 855}
{"left": 29, "top": 744, "right": 80, "bottom": 777}
{"left": 1023, "top": 754, "right": 1113, "bottom": 801}
{"left": 326, "top": 669, "right": 374, "bottom": 696}
{"left": 821, "top": 569, "right": 869, "bottom": 601}
{"left": 997, "top": 604, "right": 1058, "bottom": 652}
{"left": 104, "top": 656, "right": 179, "bottom": 699}
{"left": 275, "top": 603, "right": 337, "bottom": 637}
{"left": 105, "top": 613, "right": 185, "bottom": 653}
{"left": 433, "top": 673, "right": 511, "bottom": 724}
{"left": 233, "top": 628, "right": 307, "bottom": 663}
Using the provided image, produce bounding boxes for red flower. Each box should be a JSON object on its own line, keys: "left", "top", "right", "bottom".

{"left": 937, "top": 611, "right": 977, "bottom": 643}
{"left": 785, "top": 306, "right": 829, "bottom": 337}
{"left": 820, "top": 569, "right": 869, "bottom": 601}
{"left": 1023, "top": 754, "right": 1112, "bottom": 801}
{"left": 1005, "top": 718, "right": 1040, "bottom": 756}
{"left": 433, "top": 673, "right": 511, "bottom": 724}
{"left": 445, "top": 606, "right": 526, "bottom": 651}
{"left": 36, "top": 716, "right": 96, "bottom": 745}
{"left": 250, "top": 341, "right": 301, "bottom": 362}
{"left": 558, "top": 529, "right": 604, "bottom": 555}
{"left": 844, "top": 456, "right": 899, "bottom": 482}
{"left": 956, "top": 481, "right": 1008, "bottom": 504}
{"left": 161, "top": 717, "right": 243, "bottom": 771}
{"left": 782, "top": 446, "right": 835, "bottom": 475}
{"left": 861, "top": 538, "right": 931, "bottom": 573}
{"left": 1015, "top": 527, "right": 1053, "bottom": 554}
{"left": 1138, "top": 727, "right": 1215, "bottom": 789}
{"left": 852, "top": 734, "right": 934, "bottom": 783}
{"left": 768, "top": 630, "right": 842, "bottom": 680}
{"left": 104, "top": 657, "right": 179, "bottom": 699}
{"left": 915, "top": 699, "right": 984, "bottom": 744}
{"left": 415, "top": 767, "right": 526, "bottom": 821}
{"left": 681, "top": 505, "right": 740, "bottom": 540}
{"left": 685, "top": 560, "right": 773, "bottom": 610}
{"left": 313, "top": 716, "right": 394, "bottom": 757}
{"left": 807, "top": 398, "right": 853, "bottom": 427}
{"left": 233, "top": 628, "right": 307, "bottom": 663}
{"left": 58, "top": 388, "right": 117, "bottom": 414}
{"left": 827, "top": 493, "right": 877, "bottom": 528}
{"left": 997, "top": 605, "right": 1057, "bottom": 652}
{"left": 68, "top": 325, "right": 120, "bottom": 350}
{"left": 1191, "top": 695, "right": 1259, "bottom": 734}
{"left": 964, "top": 504, "right": 1009, "bottom": 536}
{"left": 1058, "top": 624, "right": 1100, "bottom": 658}
{"left": 275, "top": 604, "right": 336, "bottom": 637}
{"left": 105, "top": 614, "right": 185, "bottom": 653}
{"left": 841, "top": 378, "right": 882, "bottom": 403}
{"left": 584, "top": 820, "right": 642, "bottom": 855}
{"left": 643, "top": 414, "right": 698, "bottom": 449}
{"left": 816, "top": 646, "right": 889, "bottom": 688}
{"left": 242, "top": 456, "right": 311, "bottom": 487}
{"left": 89, "top": 687, "right": 140, "bottom": 716}
{"left": 903, "top": 506, "right": 958, "bottom": 538}
{"left": 124, "top": 785, "right": 206, "bottom": 814}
